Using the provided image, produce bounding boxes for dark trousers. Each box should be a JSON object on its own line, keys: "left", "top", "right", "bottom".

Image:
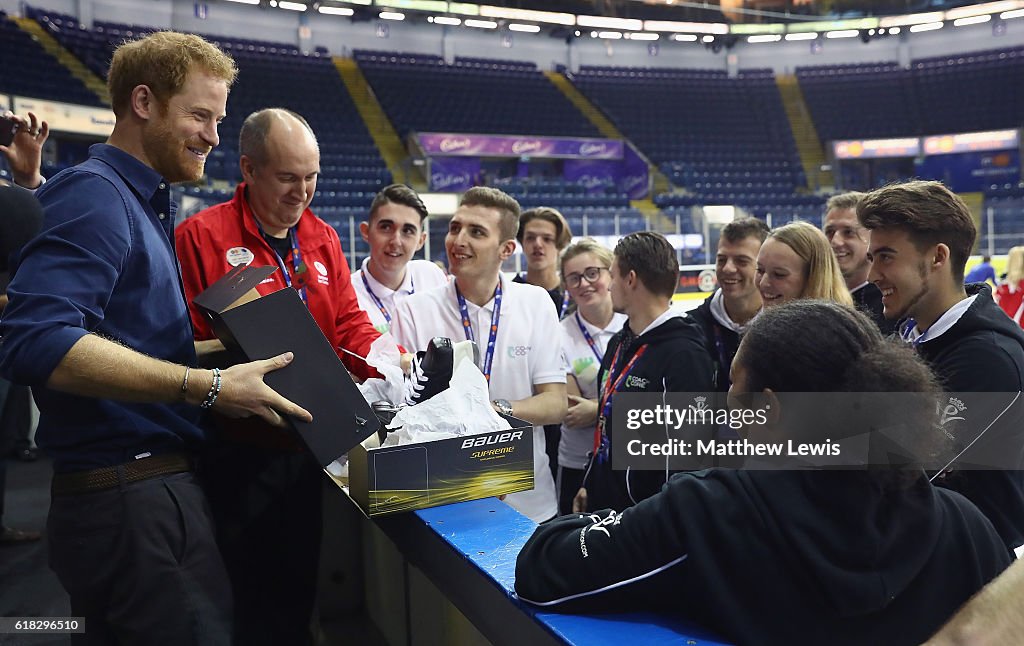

{"left": 0, "top": 378, "right": 10, "bottom": 521}
{"left": 543, "top": 424, "right": 560, "bottom": 483}
{"left": 0, "top": 379, "right": 28, "bottom": 522}
{"left": 202, "top": 443, "right": 322, "bottom": 646}
{"left": 47, "top": 471, "right": 233, "bottom": 645}
{"left": 1, "top": 382, "right": 32, "bottom": 456}
{"left": 0, "top": 382, "right": 32, "bottom": 520}
{"left": 556, "top": 465, "right": 586, "bottom": 516}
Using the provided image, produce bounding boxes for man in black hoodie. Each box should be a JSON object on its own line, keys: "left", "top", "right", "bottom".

{"left": 575, "top": 232, "right": 714, "bottom": 513}
{"left": 859, "top": 180, "right": 1024, "bottom": 553}
{"left": 687, "top": 217, "right": 768, "bottom": 392}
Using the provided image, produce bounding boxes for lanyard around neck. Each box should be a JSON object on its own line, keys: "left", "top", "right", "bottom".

{"left": 253, "top": 214, "right": 307, "bottom": 308}
{"left": 575, "top": 312, "right": 604, "bottom": 362}
{"left": 361, "top": 270, "right": 414, "bottom": 325}
{"left": 592, "top": 341, "right": 649, "bottom": 458}
{"left": 455, "top": 280, "right": 502, "bottom": 382}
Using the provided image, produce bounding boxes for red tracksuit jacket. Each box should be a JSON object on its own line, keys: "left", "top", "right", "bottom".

{"left": 175, "top": 183, "right": 381, "bottom": 381}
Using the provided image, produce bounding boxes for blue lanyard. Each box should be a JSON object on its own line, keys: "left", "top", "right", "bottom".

{"left": 901, "top": 318, "right": 926, "bottom": 345}
{"left": 361, "top": 270, "right": 414, "bottom": 325}
{"left": 253, "top": 216, "right": 308, "bottom": 308}
{"left": 575, "top": 312, "right": 603, "bottom": 362}
{"left": 455, "top": 280, "right": 502, "bottom": 382}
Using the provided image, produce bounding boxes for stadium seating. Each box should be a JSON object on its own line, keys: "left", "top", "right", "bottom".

{"left": 798, "top": 46, "right": 1024, "bottom": 140}
{"left": 9, "top": 7, "right": 1024, "bottom": 262}
{"left": 356, "top": 50, "right": 601, "bottom": 138}
{"left": 982, "top": 183, "right": 1024, "bottom": 255}
{"left": 27, "top": 7, "right": 391, "bottom": 238}
{"left": 572, "top": 65, "right": 807, "bottom": 212}
{"left": 0, "top": 10, "right": 105, "bottom": 106}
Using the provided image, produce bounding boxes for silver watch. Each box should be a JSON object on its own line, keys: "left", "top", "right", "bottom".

{"left": 493, "top": 399, "right": 513, "bottom": 416}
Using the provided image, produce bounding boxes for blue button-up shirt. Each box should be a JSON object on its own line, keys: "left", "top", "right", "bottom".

{"left": 0, "top": 144, "right": 204, "bottom": 472}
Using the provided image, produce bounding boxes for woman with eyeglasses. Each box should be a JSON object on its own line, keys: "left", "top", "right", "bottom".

{"left": 555, "top": 239, "right": 627, "bottom": 515}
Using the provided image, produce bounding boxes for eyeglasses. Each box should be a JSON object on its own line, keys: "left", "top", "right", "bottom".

{"left": 565, "top": 266, "right": 608, "bottom": 288}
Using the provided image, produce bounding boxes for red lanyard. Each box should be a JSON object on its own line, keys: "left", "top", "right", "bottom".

{"left": 593, "top": 342, "right": 648, "bottom": 454}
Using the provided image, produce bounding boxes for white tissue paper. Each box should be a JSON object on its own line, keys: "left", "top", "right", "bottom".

{"left": 381, "top": 360, "right": 511, "bottom": 447}
{"left": 356, "top": 333, "right": 406, "bottom": 406}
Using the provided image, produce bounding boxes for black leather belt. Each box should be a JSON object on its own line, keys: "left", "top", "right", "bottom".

{"left": 51, "top": 453, "right": 192, "bottom": 497}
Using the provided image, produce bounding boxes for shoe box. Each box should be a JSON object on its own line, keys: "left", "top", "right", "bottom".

{"left": 195, "top": 265, "right": 536, "bottom": 517}
{"left": 334, "top": 414, "right": 535, "bottom": 517}
{"left": 193, "top": 265, "right": 380, "bottom": 466}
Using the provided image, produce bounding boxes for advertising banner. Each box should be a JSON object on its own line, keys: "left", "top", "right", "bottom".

{"left": 13, "top": 96, "right": 114, "bottom": 137}
{"left": 914, "top": 150, "right": 1020, "bottom": 193}
{"left": 429, "top": 156, "right": 481, "bottom": 192}
{"left": 418, "top": 132, "right": 624, "bottom": 159}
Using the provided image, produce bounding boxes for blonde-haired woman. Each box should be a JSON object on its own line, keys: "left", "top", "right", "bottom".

{"left": 556, "top": 238, "right": 627, "bottom": 515}
{"left": 757, "top": 220, "right": 854, "bottom": 308}
{"left": 996, "top": 246, "right": 1024, "bottom": 327}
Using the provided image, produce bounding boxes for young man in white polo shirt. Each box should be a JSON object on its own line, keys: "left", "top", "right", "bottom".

{"left": 352, "top": 184, "right": 448, "bottom": 335}
{"left": 392, "top": 187, "right": 567, "bottom": 522}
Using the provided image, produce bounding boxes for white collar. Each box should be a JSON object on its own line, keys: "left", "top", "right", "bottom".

{"left": 452, "top": 273, "right": 504, "bottom": 311}
{"left": 850, "top": 281, "right": 870, "bottom": 295}
{"left": 576, "top": 309, "right": 624, "bottom": 336}
{"left": 904, "top": 295, "right": 977, "bottom": 344}
{"left": 637, "top": 306, "right": 687, "bottom": 337}
{"left": 709, "top": 289, "right": 747, "bottom": 333}
{"left": 361, "top": 257, "right": 413, "bottom": 297}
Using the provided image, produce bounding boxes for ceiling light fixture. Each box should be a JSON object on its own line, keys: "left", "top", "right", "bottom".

{"left": 953, "top": 15, "right": 992, "bottom": 26}
{"left": 318, "top": 5, "right": 353, "bottom": 15}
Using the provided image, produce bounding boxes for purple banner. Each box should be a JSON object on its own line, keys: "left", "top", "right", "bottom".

{"left": 430, "top": 156, "right": 481, "bottom": 192}
{"left": 563, "top": 159, "right": 619, "bottom": 193}
{"left": 619, "top": 143, "right": 650, "bottom": 200}
{"left": 418, "top": 132, "right": 624, "bottom": 160}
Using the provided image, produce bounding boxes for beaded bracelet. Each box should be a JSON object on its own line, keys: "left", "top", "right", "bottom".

{"left": 200, "top": 368, "right": 222, "bottom": 410}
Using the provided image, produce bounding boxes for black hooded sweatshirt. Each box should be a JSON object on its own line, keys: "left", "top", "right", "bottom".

{"left": 516, "top": 470, "right": 1010, "bottom": 646}
{"left": 580, "top": 311, "right": 715, "bottom": 511}
{"left": 687, "top": 293, "right": 741, "bottom": 392}
{"left": 852, "top": 282, "right": 898, "bottom": 336}
{"left": 914, "top": 283, "right": 1024, "bottom": 552}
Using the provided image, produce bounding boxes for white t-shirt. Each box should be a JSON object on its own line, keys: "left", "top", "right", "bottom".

{"left": 352, "top": 258, "right": 448, "bottom": 334}
{"left": 559, "top": 311, "right": 627, "bottom": 469}
{"left": 392, "top": 273, "right": 565, "bottom": 522}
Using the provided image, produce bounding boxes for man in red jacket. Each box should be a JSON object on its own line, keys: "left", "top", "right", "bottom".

{"left": 175, "top": 108, "right": 392, "bottom": 646}
{"left": 176, "top": 108, "right": 382, "bottom": 380}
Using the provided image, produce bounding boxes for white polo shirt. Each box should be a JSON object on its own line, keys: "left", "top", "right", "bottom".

{"left": 559, "top": 311, "right": 627, "bottom": 470}
{"left": 352, "top": 258, "right": 448, "bottom": 334}
{"left": 392, "top": 273, "right": 565, "bottom": 522}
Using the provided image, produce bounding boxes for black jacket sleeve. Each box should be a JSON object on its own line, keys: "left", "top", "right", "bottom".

{"left": 515, "top": 475, "right": 705, "bottom": 612}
